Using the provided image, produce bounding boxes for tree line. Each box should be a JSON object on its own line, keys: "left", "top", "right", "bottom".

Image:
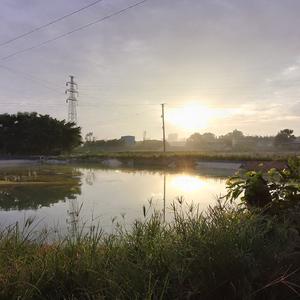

{"left": 0, "top": 112, "right": 81, "bottom": 155}
{"left": 186, "top": 129, "right": 298, "bottom": 151}
{"left": 80, "top": 129, "right": 299, "bottom": 153}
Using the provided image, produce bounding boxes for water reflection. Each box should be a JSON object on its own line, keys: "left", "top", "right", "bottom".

{"left": 0, "top": 166, "right": 82, "bottom": 210}
{"left": 163, "top": 173, "right": 166, "bottom": 222}
{"left": 170, "top": 175, "right": 207, "bottom": 193}
{"left": 85, "top": 169, "right": 96, "bottom": 186}
{"left": 0, "top": 164, "right": 232, "bottom": 231}
{"left": 67, "top": 198, "right": 82, "bottom": 239}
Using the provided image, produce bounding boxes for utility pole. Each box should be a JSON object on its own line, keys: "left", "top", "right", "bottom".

{"left": 161, "top": 103, "right": 166, "bottom": 152}
{"left": 65, "top": 75, "right": 78, "bottom": 123}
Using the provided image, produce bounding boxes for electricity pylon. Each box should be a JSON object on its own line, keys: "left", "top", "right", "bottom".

{"left": 65, "top": 75, "right": 78, "bottom": 123}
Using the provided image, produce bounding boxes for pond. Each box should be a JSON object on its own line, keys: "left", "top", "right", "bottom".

{"left": 0, "top": 162, "right": 236, "bottom": 234}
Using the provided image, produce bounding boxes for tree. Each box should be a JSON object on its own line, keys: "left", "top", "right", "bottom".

{"left": 219, "top": 130, "right": 244, "bottom": 148}
{"left": 186, "top": 132, "right": 216, "bottom": 148}
{"left": 186, "top": 133, "right": 202, "bottom": 146}
{"left": 85, "top": 132, "right": 95, "bottom": 143}
{"left": 274, "top": 129, "right": 295, "bottom": 147}
{"left": 201, "top": 132, "right": 216, "bottom": 143}
{"left": 0, "top": 112, "right": 82, "bottom": 155}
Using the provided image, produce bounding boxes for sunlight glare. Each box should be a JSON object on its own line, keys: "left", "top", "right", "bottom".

{"left": 171, "top": 175, "right": 207, "bottom": 193}
{"left": 166, "top": 103, "right": 225, "bottom": 132}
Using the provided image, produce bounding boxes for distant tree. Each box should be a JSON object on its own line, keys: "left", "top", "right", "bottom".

{"left": 85, "top": 132, "right": 95, "bottom": 143}
{"left": 232, "top": 129, "right": 244, "bottom": 139}
{"left": 81, "top": 138, "right": 126, "bottom": 152}
{"left": 201, "top": 132, "right": 216, "bottom": 143}
{"left": 96, "top": 139, "right": 125, "bottom": 147}
{"left": 135, "top": 140, "right": 165, "bottom": 151}
{"left": 186, "top": 133, "right": 201, "bottom": 146}
{"left": 0, "top": 112, "right": 81, "bottom": 155}
{"left": 186, "top": 132, "right": 216, "bottom": 148}
{"left": 222, "top": 130, "right": 244, "bottom": 141}
{"left": 219, "top": 130, "right": 244, "bottom": 148}
{"left": 274, "top": 129, "right": 296, "bottom": 147}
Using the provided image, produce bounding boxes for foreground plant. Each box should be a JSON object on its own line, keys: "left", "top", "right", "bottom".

{"left": 225, "top": 157, "right": 300, "bottom": 213}
{"left": 0, "top": 200, "right": 299, "bottom": 299}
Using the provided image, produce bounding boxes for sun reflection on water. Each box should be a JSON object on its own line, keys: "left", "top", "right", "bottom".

{"left": 170, "top": 175, "right": 207, "bottom": 193}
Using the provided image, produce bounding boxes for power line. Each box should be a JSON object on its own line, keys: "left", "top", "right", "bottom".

{"left": 0, "top": 0, "right": 104, "bottom": 48}
{"left": 1, "top": 0, "right": 150, "bottom": 61}
{"left": 78, "top": 78, "right": 300, "bottom": 90}
{"left": 0, "top": 64, "right": 61, "bottom": 94}
{"left": 89, "top": 108, "right": 159, "bottom": 126}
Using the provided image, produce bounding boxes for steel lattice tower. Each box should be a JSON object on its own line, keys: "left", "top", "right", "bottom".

{"left": 65, "top": 75, "right": 78, "bottom": 123}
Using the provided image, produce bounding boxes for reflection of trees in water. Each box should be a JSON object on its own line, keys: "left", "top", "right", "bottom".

{"left": 0, "top": 184, "right": 81, "bottom": 210}
{"left": 0, "top": 166, "right": 82, "bottom": 210}
{"left": 85, "top": 169, "right": 96, "bottom": 186}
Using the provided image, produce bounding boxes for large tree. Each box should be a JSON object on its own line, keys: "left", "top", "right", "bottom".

{"left": 0, "top": 112, "right": 81, "bottom": 155}
{"left": 274, "top": 129, "right": 296, "bottom": 147}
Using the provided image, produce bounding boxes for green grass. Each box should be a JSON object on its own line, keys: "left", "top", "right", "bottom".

{"left": 0, "top": 201, "right": 299, "bottom": 299}
{"left": 66, "top": 150, "right": 300, "bottom": 162}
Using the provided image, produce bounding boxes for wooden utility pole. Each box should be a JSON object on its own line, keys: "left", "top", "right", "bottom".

{"left": 161, "top": 103, "right": 166, "bottom": 152}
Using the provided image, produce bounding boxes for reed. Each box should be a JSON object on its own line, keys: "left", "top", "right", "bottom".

{"left": 0, "top": 200, "right": 299, "bottom": 299}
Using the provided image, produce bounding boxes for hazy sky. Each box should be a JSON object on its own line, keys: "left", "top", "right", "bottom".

{"left": 1, "top": 0, "right": 300, "bottom": 140}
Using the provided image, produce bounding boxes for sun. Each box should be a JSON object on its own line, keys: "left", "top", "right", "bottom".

{"left": 166, "top": 103, "right": 216, "bottom": 132}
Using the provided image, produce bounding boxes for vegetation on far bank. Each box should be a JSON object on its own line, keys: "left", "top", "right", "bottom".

{"left": 67, "top": 149, "right": 297, "bottom": 162}
{"left": 82, "top": 128, "right": 300, "bottom": 153}
{"left": 74, "top": 129, "right": 300, "bottom": 162}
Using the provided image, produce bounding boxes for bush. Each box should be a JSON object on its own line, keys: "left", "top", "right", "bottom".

{"left": 226, "top": 158, "right": 300, "bottom": 214}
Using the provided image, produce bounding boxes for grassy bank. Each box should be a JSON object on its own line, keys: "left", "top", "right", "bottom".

{"left": 62, "top": 151, "right": 296, "bottom": 172}
{"left": 68, "top": 150, "right": 295, "bottom": 161}
{"left": 0, "top": 201, "right": 299, "bottom": 299}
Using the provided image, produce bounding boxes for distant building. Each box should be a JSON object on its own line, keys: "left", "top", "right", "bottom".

{"left": 121, "top": 135, "right": 135, "bottom": 146}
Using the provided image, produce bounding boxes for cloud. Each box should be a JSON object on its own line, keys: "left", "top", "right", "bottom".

{"left": 1, "top": 0, "right": 300, "bottom": 138}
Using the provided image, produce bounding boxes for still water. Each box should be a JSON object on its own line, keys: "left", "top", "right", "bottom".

{"left": 0, "top": 163, "right": 235, "bottom": 233}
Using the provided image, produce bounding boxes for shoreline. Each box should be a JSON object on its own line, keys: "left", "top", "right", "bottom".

{"left": 0, "top": 151, "right": 293, "bottom": 171}
{"left": 66, "top": 152, "right": 290, "bottom": 171}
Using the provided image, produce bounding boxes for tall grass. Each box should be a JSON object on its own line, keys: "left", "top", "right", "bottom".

{"left": 0, "top": 201, "right": 299, "bottom": 299}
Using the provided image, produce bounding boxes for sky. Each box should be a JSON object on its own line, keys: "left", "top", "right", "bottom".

{"left": 1, "top": 0, "right": 300, "bottom": 140}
